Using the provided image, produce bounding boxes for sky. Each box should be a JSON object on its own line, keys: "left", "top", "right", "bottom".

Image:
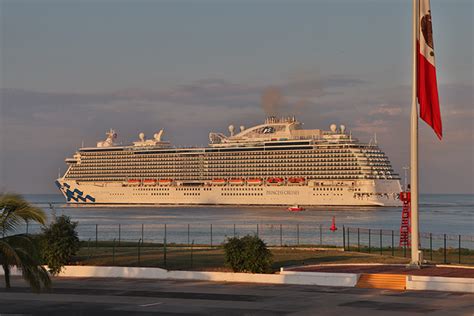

{"left": 0, "top": 0, "right": 473, "bottom": 194}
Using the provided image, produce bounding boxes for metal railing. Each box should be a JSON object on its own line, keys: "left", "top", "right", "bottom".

{"left": 343, "top": 226, "right": 474, "bottom": 265}
{"left": 13, "top": 222, "right": 474, "bottom": 267}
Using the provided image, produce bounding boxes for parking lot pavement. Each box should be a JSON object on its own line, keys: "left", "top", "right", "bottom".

{"left": 0, "top": 276, "right": 473, "bottom": 315}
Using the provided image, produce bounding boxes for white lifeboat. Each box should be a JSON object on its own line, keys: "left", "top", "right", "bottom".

{"left": 211, "top": 179, "right": 226, "bottom": 185}
{"left": 143, "top": 179, "right": 157, "bottom": 186}
{"left": 247, "top": 178, "right": 263, "bottom": 185}
{"left": 267, "top": 177, "right": 284, "bottom": 186}
{"left": 158, "top": 179, "right": 173, "bottom": 186}
{"left": 229, "top": 178, "right": 244, "bottom": 185}
{"left": 127, "top": 179, "right": 141, "bottom": 186}
{"left": 288, "top": 177, "right": 305, "bottom": 185}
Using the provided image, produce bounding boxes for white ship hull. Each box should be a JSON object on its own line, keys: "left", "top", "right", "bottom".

{"left": 56, "top": 179, "right": 402, "bottom": 207}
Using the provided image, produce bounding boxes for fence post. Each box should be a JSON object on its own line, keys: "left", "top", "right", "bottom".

{"left": 187, "top": 224, "right": 190, "bottom": 246}
{"left": 112, "top": 238, "right": 116, "bottom": 265}
{"left": 164, "top": 224, "right": 167, "bottom": 268}
{"left": 357, "top": 228, "right": 360, "bottom": 252}
{"left": 87, "top": 238, "right": 91, "bottom": 259}
{"left": 319, "top": 224, "right": 322, "bottom": 245}
{"left": 95, "top": 224, "right": 98, "bottom": 248}
{"left": 118, "top": 224, "right": 121, "bottom": 246}
{"left": 142, "top": 224, "right": 144, "bottom": 243}
{"left": 379, "top": 229, "right": 382, "bottom": 255}
{"left": 347, "top": 227, "right": 350, "bottom": 251}
{"left": 458, "top": 234, "right": 461, "bottom": 264}
{"left": 342, "top": 225, "right": 346, "bottom": 250}
{"left": 233, "top": 224, "right": 236, "bottom": 238}
{"left": 137, "top": 238, "right": 142, "bottom": 266}
{"left": 210, "top": 224, "right": 213, "bottom": 247}
{"left": 430, "top": 233, "right": 433, "bottom": 261}
{"left": 190, "top": 240, "right": 194, "bottom": 269}
{"left": 368, "top": 229, "right": 371, "bottom": 253}
{"left": 280, "top": 224, "right": 283, "bottom": 247}
{"left": 297, "top": 224, "right": 300, "bottom": 246}
{"left": 443, "top": 233, "right": 447, "bottom": 264}
{"left": 391, "top": 230, "right": 394, "bottom": 256}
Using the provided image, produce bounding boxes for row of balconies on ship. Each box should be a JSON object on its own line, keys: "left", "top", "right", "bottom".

{"left": 79, "top": 154, "right": 358, "bottom": 162}
{"left": 364, "top": 156, "right": 389, "bottom": 161}
{"left": 78, "top": 158, "right": 360, "bottom": 165}
{"left": 352, "top": 151, "right": 386, "bottom": 157}
{"left": 66, "top": 171, "right": 367, "bottom": 179}
{"left": 357, "top": 158, "right": 391, "bottom": 164}
{"left": 74, "top": 158, "right": 361, "bottom": 166}
{"left": 69, "top": 161, "right": 360, "bottom": 169}
{"left": 68, "top": 165, "right": 389, "bottom": 173}
{"left": 353, "top": 150, "right": 386, "bottom": 155}
{"left": 65, "top": 175, "right": 391, "bottom": 182}
{"left": 366, "top": 160, "right": 391, "bottom": 165}
{"left": 68, "top": 169, "right": 364, "bottom": 176}
{"left": 68, "top": 166, "right": 365, "bottom": 173}
{"left": 75, "top": 161, "right": 362, "bottom": 168}
{"left": 79, "top": 148, "right": 356, "bottom": 157}
{"left": 84, "top": 149, "right": 357, "bottom": 156}
{"left": 362, "top": 164, "right": 393, "bottom": 170}
{"left": 355, "top": 154, "right": 389, "bottom": 160}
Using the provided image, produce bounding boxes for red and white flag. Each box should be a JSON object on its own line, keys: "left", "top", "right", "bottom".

{"left": 417, "top": 0, "right": 442, "bottom": 139}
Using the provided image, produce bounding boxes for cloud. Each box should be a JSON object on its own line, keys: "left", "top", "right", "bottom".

{"left": 1, "top": 80, "right": 472, "bottom": 194}
{"left": 352, "top": 119, "right": 392, "bottom": 134}
{"left": 1, "top": 73, "right": 368, "bottom": 118}
{"left": 369, "top": 104, "right": 403, "bottom": 116}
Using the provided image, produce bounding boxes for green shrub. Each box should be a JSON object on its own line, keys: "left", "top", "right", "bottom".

{"left": 223, "top": 235, "right": 273, "bottom": 273}
{"left": 41, "top": 215, "right": 80, "bottom": 275}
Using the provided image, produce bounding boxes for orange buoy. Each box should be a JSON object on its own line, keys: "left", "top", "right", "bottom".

{"left": 330, "top": 216, "right": 337, "bottom": 232}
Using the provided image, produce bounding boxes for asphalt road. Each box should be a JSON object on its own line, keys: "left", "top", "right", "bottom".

{"left": 0, "top": 276, "right": 473, "bottom": 315}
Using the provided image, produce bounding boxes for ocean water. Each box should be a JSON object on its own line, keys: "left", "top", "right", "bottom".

{"left": 21, "top": 194, "right": 473, "bottom": 249}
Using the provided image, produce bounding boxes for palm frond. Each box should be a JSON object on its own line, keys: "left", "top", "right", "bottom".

{"left": 0, "top": 193, "right": 47, "bottom": 236}
{"left": 0, "top": 239, "right": 23, "bottom": 265}
{"left": 0, "top": 193, "right": 51, "bottom": 291}
{"left": 9, "top": 245, "right": 51, "bottom": 292}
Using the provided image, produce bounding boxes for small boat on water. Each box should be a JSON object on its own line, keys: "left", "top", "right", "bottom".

{"left": 288, "top": 205, "right": 305, "bottom": 212}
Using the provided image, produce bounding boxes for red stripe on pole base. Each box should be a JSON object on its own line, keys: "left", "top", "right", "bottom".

{"left": 417, "top": 41, "right": 443, "bottom": 140}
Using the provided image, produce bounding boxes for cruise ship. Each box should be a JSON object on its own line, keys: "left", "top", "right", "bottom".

{"left": 56, "top": 117, "right": 402, "bottom": 206}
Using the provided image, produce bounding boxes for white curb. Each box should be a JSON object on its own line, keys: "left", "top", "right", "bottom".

{"left": 2, "top": 265, "right": 472, "bottom": 292}
{"left": 1, "top": 265, "right": 357, "bottom": 287}
{"left": 406, "top": 275, "right": 474, "bottom": 293}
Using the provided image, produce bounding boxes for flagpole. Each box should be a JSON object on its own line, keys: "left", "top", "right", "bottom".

{"left": 410, "top": 0, "right": 421, "bottom": 266}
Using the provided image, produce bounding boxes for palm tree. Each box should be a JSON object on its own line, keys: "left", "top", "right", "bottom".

{"left": 0, "top": 193, "right": 51, "bottom": 291}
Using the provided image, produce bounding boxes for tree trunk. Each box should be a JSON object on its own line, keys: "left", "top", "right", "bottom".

{"left": 2, "top": 264, "right": 11, "bottom": 289}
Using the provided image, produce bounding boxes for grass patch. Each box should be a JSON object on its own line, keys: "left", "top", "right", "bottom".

{"left": 73, "top": 243, "right": 416, "bottom": 272}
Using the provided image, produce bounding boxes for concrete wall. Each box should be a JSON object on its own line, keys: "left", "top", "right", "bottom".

{"left": 57, "top": 266, "right": 359, "bottom": 287}
{"left": 279, "top": 271, "right": 359, "bottom": 287}
{"left": 2, "top": 266, "right": 472, "bottom": 293}
{"left": 1, "top": 265, "right": 358, "bottom": 287}
{"left": 406, "top": 275, "right": 474, "bottom": 293}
